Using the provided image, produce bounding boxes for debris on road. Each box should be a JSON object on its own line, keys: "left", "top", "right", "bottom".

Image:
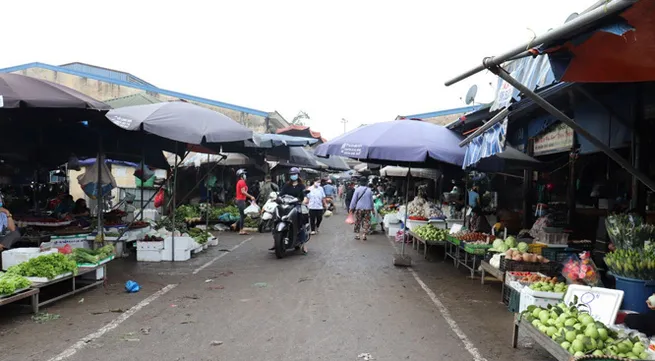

{"left": 298, "top": 277, "right": 312, "bottom": 283}
{"left": 207, "top": 285, "right": 225, "bottom": 290}
{"left": 357, "top": 353, "right": 374, "bottom": 360}
{"left": 121, "top": 332, "right": 140, "bottom": 342}
{"left": 32, "top": 312, "right": 60, "bottom": 324}
{"left": 219, "top": 271, "right": 233, "bottom": 277}
{"left": 91, "top": 308, "right": 124, "bottom": 315}
{"left": 125, "top": 280, "right": 141, "bottom": 293}
{"left": 204, "top": 279, "right": 213, "bottom": 283}
{"left": 140, "top": 327, "right": 151, "bottom": 335}
{"left": 210, "top": 340, "right": 224, "bottom": 346}
{"left": 78, "top": 298, "right": 84, "bottom": 303}
{"left": 252, "top": 282, "right": 268, "bottom": 288}
{"left": 184, "top": 294, "right": 200, "bottom": 300}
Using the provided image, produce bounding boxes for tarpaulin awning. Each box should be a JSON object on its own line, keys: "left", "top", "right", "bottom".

{"left": 535, "top": 0, "right": 655, "bottom": 83}
{"left": 462, "top": 120, "right": 507, "bottom": 169}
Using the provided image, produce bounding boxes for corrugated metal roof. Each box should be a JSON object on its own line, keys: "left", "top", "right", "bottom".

{"left": 398, "top": 105, "right": 482, "bottom": 120}
{"left": 105, "top": 93, "right": 163, "bottom": 108}
{"left": 59, "top": 62, "right": 156, "bottom": 87}
{"left": 0, "top": 62, "right": 269, "bottom": 117}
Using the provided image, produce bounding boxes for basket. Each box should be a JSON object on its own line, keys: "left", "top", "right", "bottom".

{"left": 507, "top": 287, "right": 521, "bottom": 313}
{"left": 542, "top": 247, "right": 579, "bottom": 263}
{"left": 463, "top": 245, "right": 489, "bottom": 255}
{"left": 538, "top": 230, "right": 569, "bottom": 246}
{"left": 528, "top": 243, "right": 546, "bottom": 255}
{"left": 446, "top": 235, "right": 460, "bottom": 246}
{"left": 500, "top": 258, "right": 560, "bottom": 276}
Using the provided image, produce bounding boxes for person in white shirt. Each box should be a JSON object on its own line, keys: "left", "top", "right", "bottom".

{"left": 305, "top": 179, "right": 326, "bottom": 235}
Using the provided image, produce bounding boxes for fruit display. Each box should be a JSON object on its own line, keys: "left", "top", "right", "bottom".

{"left": 453, "top": 231, "right": 495, "bottom": 244}
{"left": 7, "top": 253, "right": 78, "bottom": 280}
{"left": 141, "top": 234, "right": 164, "bottom": 242}
{"left": 413, "top": 224, "right": 448, "bottom": 242}
{"left": 0, "top": 272, "right": 31, "bottom": 295}
{"left": 604, "top": 248, "right": 655, "bottom": 281}
{"left": 605, "top": 214, "right": 655, "bottom": 250}
{"left": 511, "top": 273, "right": 556, "bottom": 285}
{"left": 522, "top": 301, "right": 649, "bottom": 359}
{"left": 505, "top": 249, "right": 550, "bottom": 263}
{"left": 563, "top": 251, "right": 602, "bottom": 286}
{"left": 128, "top": 221, "right": 150, "bottom": 229}
{"left": 529, "top": 281, "right": 567, "bottom": 293}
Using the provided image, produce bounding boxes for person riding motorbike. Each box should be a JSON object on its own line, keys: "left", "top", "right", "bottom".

{"left": 270, "top": 167, "right": 310, "bottom": 253}
{"left": 322, "top": 179, "right": 337, "bottom": 212}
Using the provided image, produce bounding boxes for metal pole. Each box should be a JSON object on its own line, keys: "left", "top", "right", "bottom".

{"left": 459, "top": 108, "right": 510, "bottom": 147}
{"left": 341, "top": 118, "right": 348, "bottom": 134}
{"left": 493, "top": 65, "right": 655, "bottom": 192}
{"left": 140, "top": 138, "right": 145, "bottom": 221}
{"left": 444, "top": 0, "right": 636, "bottom": 86}
{"left": 96, "top": 149, "right": 104, "bottom": 246}
{"left": 206, "top": 153, "right": 210, "bottom": 231}
{"left": 171, "top": 142, "right": 179, "bottom": 262}
{"left": 401, "top": 171, "right": 410, "bottom": 256}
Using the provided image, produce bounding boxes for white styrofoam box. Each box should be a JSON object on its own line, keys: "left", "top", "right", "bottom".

{"left": 136, "top": 240, "right": 164, "bottom": 251}
{"left": 50, "top": 235, "right": 91, "bottom": 249}
{"left": 137, "top": 249, "right": 163, "bottom": 262}
{"left": 383, "top": 214, "right": 399, "bottom": 225}
{"left": 80, "top": 267, "right": 105, "bottom": 280}
{"left": 2, "top": 248, "right": 59, "bottom": 271}
{"left": 163, "top": 236, "right": 194, "bottom": 251}
{"left": 428, "top": 219, "right": 448, "bottom": 229}
{"left": 519, "top": 287, "right": 564, "bottom": 313}
{"left": 386, "top": 224, "right": 402, "bottom": 238}
{"left": 207, "top": 238, "right": 218, "bottom": 246}
{"left": 161, "top": 248, "right": 191, "bottom": 262}
{"left": 406, "top": 219, "right": 428, "bottom": 230}
{"left": 504, "top": 272, "right": 547, "bottom": 287}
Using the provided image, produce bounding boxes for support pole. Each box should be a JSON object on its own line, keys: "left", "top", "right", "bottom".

{"left": 140, "top": 138, "right": 145, "bottom": 221}
{"left": 492, "top": 66, "right": 655, "bottom": 192}
{"left": 206, "top": 153, "right": 210, "bottom": 231}
{"left": 96, "top": 136, "right": 104, "bottom": 247}
{"left": 459, "top": 108, "right": 510, "bottom": 147}
{"left": 171, "top": 142, "right": 179, "bottom": 262}
{"left": 401, "top": 171, "right": 410, "bottom": 257}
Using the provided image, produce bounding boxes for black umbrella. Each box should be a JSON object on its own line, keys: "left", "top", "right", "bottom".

{"left": 0, "top": 73, "right": 110, "bottom": 110}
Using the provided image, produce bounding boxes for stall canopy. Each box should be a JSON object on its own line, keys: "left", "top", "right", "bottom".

{"left": 533, "top": 0, "right": 655, "bottom": 83}
{"left": 317, "top": 155, "right": 350, "bottom": 171}
{"left": 277, "top": 147, "right": 326, "bottom": 170}
{"left": 276, "top": 125, "right": 326, "bottom": 144}
{"left": 380, "top": 166, "right": 440, "bottom": 179}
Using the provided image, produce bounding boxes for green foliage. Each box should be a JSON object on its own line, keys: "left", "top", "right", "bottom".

{"left": 7, "top": 253, "right": 78, "bottom": 280}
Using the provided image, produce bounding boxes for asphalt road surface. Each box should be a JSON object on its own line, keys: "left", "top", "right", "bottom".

{"left": 0, "top": 213, "right": 552, "bottom": 361}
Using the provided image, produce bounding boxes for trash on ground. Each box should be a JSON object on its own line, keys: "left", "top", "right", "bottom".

{"left": 358, "top": 353, "right": 374, "bottom": 360}
{"left": 140, "top": 327, "right": 151, "bottom": 335}
{"left": 78, "top": 298, "right": 84, "bottom": 303}
{"left": 32, "top": 312, "right": 60, "bottom": 324}
{"left": 204, "top": 279, "right": 213, "bottom": 283}
{"left": 121, "top": 332, "right": 140, "bottom": 342}
{"left": 210, "top": 340, "right": 224, "bottom": 346}
{"left": 219, "top": 271, "right": 233, "bottom": 277}
{"left": 207, "top": 285, "right": 225, "bottom": 290}
{"left": 252, "top": 282, "right": 268, "bottom": 288}
{"left": 125, "top": 280, "right": 140, "bottom": 293}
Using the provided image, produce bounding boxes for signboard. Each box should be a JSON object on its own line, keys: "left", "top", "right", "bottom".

{"left": 564, "top": 285, "right": 624, "bottom": 325}
{"left": 533, "top": 123, "right": 574, "bottom": 156}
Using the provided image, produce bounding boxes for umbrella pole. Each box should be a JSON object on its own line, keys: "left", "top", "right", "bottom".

{"left": 96, "top": 135, "right": 104, "bottom": 249}
{"left": 393, "top": 169, "right": 412, "bottom": 267}
{"left": 206, "top": 153, "right": 210, "bottom": 231}
{"left": 171, "top": 142, "right": 179, "bottom": 262}
{"left": 140, "top": 136, "right": 145, "bottom": 221}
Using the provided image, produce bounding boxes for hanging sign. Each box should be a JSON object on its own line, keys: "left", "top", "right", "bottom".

{"left": 533, "top": 123, "right": 574, "bottom": 156}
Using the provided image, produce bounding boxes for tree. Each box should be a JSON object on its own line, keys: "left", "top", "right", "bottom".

{"left": 292, "top": 111, "right": 310, "bottom": 126}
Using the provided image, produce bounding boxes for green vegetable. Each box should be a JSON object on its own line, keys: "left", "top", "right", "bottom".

{"left": 188, "top": 227, "right": 211, "bottom": 244}
{"left": 504, "top": 236, "right": 517, "bottom": 248}
{"left": 0, "top": 272, "right": 31, "bottom": 295}
{"left": 7, "top": 253, "right": 78, "bottom": 280}
{"left": 606, "top": 213, "right": 655, "bottom": 250}
{"left": 517, "top": 242, "right": 529, "bottom": 253}
{"left": 413, "top": 224, "right": 448, "bottom": 242}
{"left": 72, "top": 248, "right": 99, "bottom": 264}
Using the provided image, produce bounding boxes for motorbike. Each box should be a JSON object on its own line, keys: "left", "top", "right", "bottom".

{"left": 272, "top": 194, "right": 311, "bottom": 259}
{"left": 325, "top": 196, "right": 336, "bottom": 213}
{"left": 258, "top": 191, "right": 278, "bottom": 233}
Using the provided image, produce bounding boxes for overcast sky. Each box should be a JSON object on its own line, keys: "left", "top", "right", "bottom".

{"left": 3, "top": 0, "right": 587, "bottom": 139}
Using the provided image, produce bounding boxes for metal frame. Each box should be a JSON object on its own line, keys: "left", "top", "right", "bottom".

{"left": 444, "top": 0, "right": 637, "bottom": 86}
{"left": 31, "top": 265, "right": 107, "bottom": 310}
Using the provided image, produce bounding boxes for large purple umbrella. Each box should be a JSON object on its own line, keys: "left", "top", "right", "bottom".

{"left": 314, "top": 119, "right": 467, "bottom": 167}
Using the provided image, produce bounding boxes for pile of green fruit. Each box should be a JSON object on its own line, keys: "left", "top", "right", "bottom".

{"left": 522, "top": 302, "right": 649, "bottom": 359}
{"left": 529, "top": 281, "right": 567, "bottom": 293}
{"left": 604, "top": 248, "right": 655, "bottom": 280}
{"left": 413, "top": 224, "right": 448, "bottom": 242}
{"left": 0, "top": 272, "right": 31, "bottom": 295}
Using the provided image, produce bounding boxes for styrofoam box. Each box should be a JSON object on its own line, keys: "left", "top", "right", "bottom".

{"left": 136, "top": 240, "right": 164, "bottom": 251}
{"left": 504, "top": 272, "right": 547, "bottom": 287}
{"left": 406, "top": 219, "right": 428, "bottom": 230}
{"left": 137, "top": 249, "right": 163, "bottom": 262}
{"left": 81, "top": 267, "right": 105, "bottom": 280}
{"left": 386, "top": 224, "right": 402, "bottom": 238}
{"left": 519, "top": 286, "right": 564, "bottom": 313}
{"left": 2, "top": 248, "right": 59, "bottom": 271}
{"left": 161, "top": 248, "right": 191, "bottom": 262}
{"left": 207, "top": 238, "right": 219, "bottom": 247}
{"left": 163, "top": 236, "right": 194, "bottom": 251}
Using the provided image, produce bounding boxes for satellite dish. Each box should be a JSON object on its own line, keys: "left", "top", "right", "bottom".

{"left": 565, "top": 12, "right": 579, "bottom": 23}
{"left": 465, "top": 85, "right": 478, "bottom": 105}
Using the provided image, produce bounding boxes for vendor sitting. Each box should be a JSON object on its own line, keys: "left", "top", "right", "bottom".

{"left": 53, "top": 195, "right": 75, "bottom": 218}
{"left": 72, "top": 198, "right": 90, "bottom": 217}
{"left": 0, "top": 195, "right": 20, "bottom": 250}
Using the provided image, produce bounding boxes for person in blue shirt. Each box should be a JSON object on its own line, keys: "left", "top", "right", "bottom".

{"left": 349, "top": 177, "right": 374, "bottom": 241}
{"left": 323, "top": 179, "right": 336, "bottom": 198}
{"left": 468, "top": 186, "right": 480, "bottom": 209}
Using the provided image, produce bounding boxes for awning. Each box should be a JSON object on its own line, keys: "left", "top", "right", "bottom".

{"left": 318, "top": 155, "right": 350, "bottom": 171}
{"left": 380, "top": 166, "right": 440, "bottom": 179}
{"left": 534, "top": 0, "right": 654, "bottom": 82}
{"left": 462, "top": 120, "right": 507, "bottom": 169}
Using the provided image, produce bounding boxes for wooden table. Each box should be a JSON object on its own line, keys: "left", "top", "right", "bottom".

{"left": 480, "top": 260, "right": 505, "bottom": 302}
{"left": 0, "top": 288, "right": 39, "bottom": 313}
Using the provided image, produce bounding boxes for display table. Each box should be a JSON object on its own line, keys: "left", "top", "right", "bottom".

{"left": 87, "top": 226, "right": 150, "bottom": 257}
{"left": 31, "top": 264, "right": 107, "bottom": 309}
{"left": 480, "top": 260, "right": 505, "bottom": 302}
{"left": 457, "top": 245, "right": 486, "bottom": 278}
{"left": 512, "top": 316, "right": 571, "bottom": 360}
{"left": 407, "top": 231, "right": 445, "bottom": 259}
{"left": 444, "top": 238, "right": 460, "bottom": 266}
{"left": 0, "top": 288, "right": 39, "bottom": 313}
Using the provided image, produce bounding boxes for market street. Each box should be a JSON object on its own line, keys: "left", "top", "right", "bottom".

{"left": 1, "top": 214, "right": 551, "bottom": 361}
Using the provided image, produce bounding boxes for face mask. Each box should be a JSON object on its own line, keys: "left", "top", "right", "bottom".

{"left": 242, "top": 175, "right": 247, "bottom": 180}
{"left": 290, "top": 175, "right": 298, "bottom": 181}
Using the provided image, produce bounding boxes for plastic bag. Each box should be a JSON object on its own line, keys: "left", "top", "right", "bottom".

{"left": 154, "top": 189, "right": 165, "bottom": 208}
{"left": 345, "top": 212, "right": 355, "bottom": 224}
{"left": 244, "top": 202, "right": 261, "bottom": 218}
{"left": 323, "top": 210, "right": 333, "bottom": 218}
{"left": 133, "top": 161, "right": 155, "bottom": 181}
{"left": 125, "top": 280, "right": 141, "bottom": 293}
{"left": 562, "top": 251, "right": 602, "bottom": 286}
{"left": 77, "top": 155, "right": 117, "bottom": 200}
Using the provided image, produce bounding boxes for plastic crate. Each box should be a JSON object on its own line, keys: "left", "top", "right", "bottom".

{"left": 568, "top": 240, "right": 594, "bottom": 251}
{"left": 542, "top": 247, "right": 579, "bottom": 263}
{"left": 500, "top": 258, "right": 560, "bottom": 276}
{"left": 527, "top": 243, "right": 545, "bottom": 255}
{"left": 507, "top": 287, "right": 522, "bottom": 313}
{"left": 537, "top": 230, "right": 569, "bottom": 246}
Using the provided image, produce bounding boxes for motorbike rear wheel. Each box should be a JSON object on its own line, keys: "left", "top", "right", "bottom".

{"left": 273, "top": 231, "right": 286, "bottom": 259}
{"left": 258, "top": 220, "right": 269, "bottom": 233}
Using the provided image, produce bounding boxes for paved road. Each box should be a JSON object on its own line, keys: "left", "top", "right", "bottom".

{"left": 0, "top": 214, "right": 552, "bottom": 361}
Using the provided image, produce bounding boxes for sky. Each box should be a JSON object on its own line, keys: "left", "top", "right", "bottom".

{"left": 2, "top": 0, "right": 589, "bottom": 140}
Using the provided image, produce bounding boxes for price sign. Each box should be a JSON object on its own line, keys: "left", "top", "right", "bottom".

{"left": 564, "top": 285, "right": 624, "bottom": 325}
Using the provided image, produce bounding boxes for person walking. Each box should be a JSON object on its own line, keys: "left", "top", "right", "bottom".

{"left": 349, "top": 177, "right": 374, "bottom": 240}
{"left": 235, "top": 169, "right": 256, "bottom": 235}
{"left": 344, "top": 182, "right": 355, "bottom": 211}
{"left": 306, "top": 178, "right": 326, "bottom": 235}
{"left": 258, "top": 174, "right": 279, "bottom": 205}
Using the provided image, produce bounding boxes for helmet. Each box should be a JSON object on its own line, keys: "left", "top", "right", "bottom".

{"left": 236, "top": 169, "right": 247, "bottom": 178}
{"left": 289, "top": 167, "right": 300, "bottom": 174}
{"left": 268, "top": 191, "right": 277, "bottom": 200}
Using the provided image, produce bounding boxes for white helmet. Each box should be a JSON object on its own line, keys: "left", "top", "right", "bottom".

{"left": 236, "top": 169, "right": 247, "bottom": 178}
{"left": 268, "top": 191, "right": 277, "bottom": 200}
